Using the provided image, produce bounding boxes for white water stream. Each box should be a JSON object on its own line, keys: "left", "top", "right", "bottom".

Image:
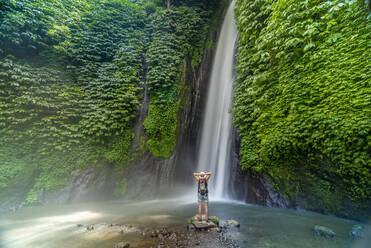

{"left": 196, "top": 0, "right": 238, "bottom": 199}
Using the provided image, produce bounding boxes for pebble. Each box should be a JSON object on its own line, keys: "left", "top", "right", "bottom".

{"left": 113, "top": 242, "right": 130, "bottom": 248}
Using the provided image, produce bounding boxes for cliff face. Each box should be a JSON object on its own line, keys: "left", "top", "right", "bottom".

{"left": 123, "top": 25, "right": 219, "bottom": 199}
{"left": 122, "top": 13, "right": 290, "bottom": 208}
{"left": 36, "top": 7, "right": 290, "bottom": 209}
{"left": 0, "top": 0, "right": 225, "bottom": 211}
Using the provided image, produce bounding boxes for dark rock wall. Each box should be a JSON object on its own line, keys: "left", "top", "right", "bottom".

{"left": 46, "top": 165, "right": 116, "bottom": 204}
{"left": 228, "top": 127, "right": 290, "bottom": 207}
{"left": 123, "top": 29, "right": 219, "bottom": 199}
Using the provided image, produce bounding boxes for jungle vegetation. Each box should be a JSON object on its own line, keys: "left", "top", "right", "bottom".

{"left": 0, "top": 0, "right": 222, "bottom": 203}
{"left": 234, "top": 0, "right": 370, "bottom": 219}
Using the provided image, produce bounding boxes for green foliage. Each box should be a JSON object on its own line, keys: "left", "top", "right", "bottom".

{"left": 144, "top": 98, "right": 179, "bottom": 158}
{"left": 0, "top": 0, "right": 147, "bottom": 204}
{"left": 143, "top": 3, "right": 216, "bottom": 158}
{"left": 0, "top": 0, "right": 223, "bottom": 205}
{"left": 209, "top": 216, "right": 219, "bottom": 225}
{"left": 114, "top": 178, "right": 128, "bottom": 197}
{"left": 234, "top": 0, "right": 370, "bottom": 218}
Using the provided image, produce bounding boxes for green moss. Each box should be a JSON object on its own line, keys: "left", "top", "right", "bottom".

{"left": 209, "top": 216, "right": 219, "bottom": 226}
{"left": 114, "top": 179, "right": 128, "bottom": 198}
{"left": 187, "top": 217, "right": 193, "bottom": 224}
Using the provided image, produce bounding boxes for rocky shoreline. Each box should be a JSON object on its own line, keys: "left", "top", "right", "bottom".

{"left": 73, "top": 219, "right": 368, "bottom": 248}
{"left": 76, "top": 218, "right": 243, "bottom": 248}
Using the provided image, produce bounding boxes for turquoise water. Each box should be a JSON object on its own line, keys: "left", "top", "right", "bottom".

{"left": 0, "top": 199, "right": 369, "bottom": 248}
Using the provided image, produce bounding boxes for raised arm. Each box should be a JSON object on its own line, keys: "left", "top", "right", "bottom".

{"left": 206, "top": 172, "right": 211, "bottom": 181}
{"left": 193, "top": 172, "right": 200, "bottom": 181}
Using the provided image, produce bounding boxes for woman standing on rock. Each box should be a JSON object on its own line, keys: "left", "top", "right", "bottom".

{"left": 193, "top": 171, "right": 211, "bottom": 222}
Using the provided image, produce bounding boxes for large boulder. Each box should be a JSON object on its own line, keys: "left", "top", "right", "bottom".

{"left": 188, "top": 215, "right": 218, "bottom": 230}
{"left": 350, "top": 224, "right": 364, "bottom": 240}
{"left": 313, "top": 225, "right": 335, "bottom": 238}
{"left": 223, "top": 219, "right": 240, "bottom": 228}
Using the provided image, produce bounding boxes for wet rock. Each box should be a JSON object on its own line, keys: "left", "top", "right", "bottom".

{"left": 169, "top": 232, "right": 177, "bottom": 241}
{"left": 350, "top": 224, "right": 364, "bottom": 240}
{"left": 313, "top": 225, "right": 335, "bottom": 238}
{"left": 48, "top": 165, "right": 116, "bottom": 204}
{"left": 223, "top": 220, "right": 240, "bottom": 228}
{"left": 87, "top": 224, "right": 94, "bottom": 231}
{"left": 192, "top": 220, "right": 217, "bottom": 229}
{"left": 113, "top": 242, "right": 130, "bottom": 248}
{"left": 187, "top": 224, "right": 195, "bottom": 231}
{"left": 188, "top": 215, "right": 218, "bottom": 230}
{"left": 208, "top": 216, "right": 220, "bottom": 225}
{"left": 160, "top": 226, "right": 169, "bottom": 236}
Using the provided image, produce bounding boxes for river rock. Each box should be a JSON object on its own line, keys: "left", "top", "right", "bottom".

{"left": 313, "top": 225, "right": 335, "bottom": 238}
{"left": 169, "top": 232, "right": 177, "bottom": 241}
{"left": 192, "top": 220, "right": 217, "bottom": 229}
{"left": 223, "top": 220, "right": 240, "bottom": 228}
{"left": 350, "top": 224, "right": 364, "bottom": 240}
{"left": 187, "top": 224, "right": 196, "bottom": 231}
{"left": 113, "top": 242, "right": 130, "bottom": 248}
{"left": 189, "top": 215, "right": 217, "bottom": 230}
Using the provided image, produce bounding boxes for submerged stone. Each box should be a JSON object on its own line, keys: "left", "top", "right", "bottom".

{"left": 350, "top": 224, "right": 364, "bottom": 240}
{"left": 313, "top": 225, "right": 335, "bottom": 238}
{"left": 223, "top": 219, "right": 240, "bottom": 228}
{"left": 113, "top": 242, "right": 130, "bottom": 248}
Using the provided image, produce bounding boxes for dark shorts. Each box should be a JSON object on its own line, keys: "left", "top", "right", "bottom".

{"left": 198, "top": 192, "right": 208, "bottom": 203}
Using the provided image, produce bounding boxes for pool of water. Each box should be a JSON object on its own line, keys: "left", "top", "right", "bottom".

{"left": 0, "top": 198, "right": 369, "bottom": 248}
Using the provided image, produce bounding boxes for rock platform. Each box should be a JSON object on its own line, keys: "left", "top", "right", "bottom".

{"left": 188, "top": 215, "right": 219, "bottom": 230}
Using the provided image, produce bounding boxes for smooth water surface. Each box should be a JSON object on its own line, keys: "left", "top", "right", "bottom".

{"left": 1, "top": 199, "right": 368, "bottom": 248}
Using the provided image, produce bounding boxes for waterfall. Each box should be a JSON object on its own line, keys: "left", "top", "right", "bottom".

{"left": 196, "top": 0, "right": 237, "bottom": 200}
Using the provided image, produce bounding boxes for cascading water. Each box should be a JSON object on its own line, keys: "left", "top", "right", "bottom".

{"left": 196, "top": 0, "right": 237, "bottom": 199}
